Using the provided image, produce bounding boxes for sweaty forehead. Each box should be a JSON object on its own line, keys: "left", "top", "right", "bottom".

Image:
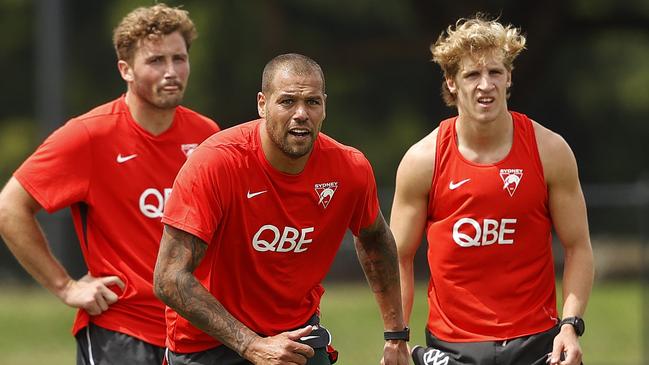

{"left": 135, "top": 32, "right": 187, "bottom": 57}
{"left": 270, "top": 70, "right": 324, "bottom": 96}
{"left": 459, "top": 51, "right": 506, "bottom": 70}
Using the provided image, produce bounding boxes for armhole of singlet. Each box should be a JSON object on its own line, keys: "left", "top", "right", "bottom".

{"left": 523, "top": 116, "right": 548, "bottom": 194}
{"left": 428, "top": 120, "right": 449, "bottom": 213}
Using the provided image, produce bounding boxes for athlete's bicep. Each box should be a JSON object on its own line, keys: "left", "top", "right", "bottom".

{"left": 543, "top": 135, "right": 589, "bottom": 250}
{"left": 356, "top": 210, "right": 393, "bottom": 247}
{"left": 154, "top": 225, "right": 208, "bottom": 305}
{"left": 156, "top": 225, "right": 207, "bottom": 273}
{"left": 390, "top": 142, "right": 434, "bottom": 259}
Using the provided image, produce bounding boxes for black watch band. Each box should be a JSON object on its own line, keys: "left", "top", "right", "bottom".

{"left": 559, "top": 316, "right": 585, "bottom": 336}
{"left": 384, "top": 327, "right": 410, "bottom": 341}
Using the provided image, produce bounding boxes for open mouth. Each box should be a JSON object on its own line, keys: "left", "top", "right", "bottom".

{"left": 288, "top": 128, "right": 311, "bottom": 138}
{"left": 477, "top": 96, "right": 494, "bottom": 106}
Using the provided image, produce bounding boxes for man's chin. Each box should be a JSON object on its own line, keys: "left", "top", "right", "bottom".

{"left": 154, "top": 96, "right": 183, "bottom": 109}
{"left": 284, "top": 145, "right": 314, "bottom": 160}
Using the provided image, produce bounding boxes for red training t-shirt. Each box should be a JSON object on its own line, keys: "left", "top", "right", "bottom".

{"left": 14, "top": 95, "right": 220, "bottom": 346}
{"left": 162, "top": 119, "right": 379, "bottom": 353}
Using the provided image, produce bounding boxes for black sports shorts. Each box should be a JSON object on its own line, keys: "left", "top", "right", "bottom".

{"left": 414, "top": 325, "right": 582, "bottom": 365}
{"left": 76, "top": 322, "right": 164, "bottom": 365}
{"left": 166, "top": 315, "right": 334, "bottom": 365}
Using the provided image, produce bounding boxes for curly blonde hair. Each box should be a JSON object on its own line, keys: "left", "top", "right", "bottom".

{"left": 431, "top": 15, "right": 526, "bottom": 106}
{"left": 113, "top": 3, "right": 197, "bottom": 64}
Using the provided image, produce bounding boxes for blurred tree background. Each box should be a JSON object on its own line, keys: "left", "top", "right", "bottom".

{"left": 0, "top": 1, "right": 648, "bottom": 362}
{"left": 2, "top": 0, "right": 647, "bottom": 188}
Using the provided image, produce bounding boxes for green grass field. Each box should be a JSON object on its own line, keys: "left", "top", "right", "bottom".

{"left": 0, "top": 281, "right": 643, "bottom": 365}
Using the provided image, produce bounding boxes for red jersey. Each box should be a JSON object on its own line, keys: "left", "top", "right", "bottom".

{"left": 162, "top": 119, "right": 379, "bottom": 353}
{"left": 14, "top": 95, "right": 220, "bottom": 346}
{"left": 426, "top": 112, "right": 557, "bottom": 341}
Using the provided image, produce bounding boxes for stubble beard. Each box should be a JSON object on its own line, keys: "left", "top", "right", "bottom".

{"left": 266, "top": 120, "right": 314, "bottom": 159}
{"left": 152, "top": 86, "right": 185, "bottom": 109}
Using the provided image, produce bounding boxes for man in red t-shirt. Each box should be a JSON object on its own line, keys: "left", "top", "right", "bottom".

{"left": 391, "top": 15, "right": 594, "bottom": 365}
{"left": 154, "top": 53, "right": 410, "bottom": 365}
{"left": 0, "top": 4, "right": 219, "bottom": 365}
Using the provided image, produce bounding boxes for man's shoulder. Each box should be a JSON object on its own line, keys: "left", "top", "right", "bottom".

{"left": 394, "top": 128, "right": 439, "bottom": 195}
{"left": 59, "top": 98, "right": 126, "bottom": 138}
{"left": 200, "top": 119, "right": 259, "bottom": 151}
{"left": 73, "top": 97, "right": 124, "bottom": 124}
{"left": 175, "top": 105, "right": 219, "bottom": 131}
{"left": 529, "top": 118, "right": 569, "bottom": 153}
{"left": 405, "top": 128, "right": 439, "bottom": 166}
{"left": 528, "top": 118, "right": 576, "bottom": 185}
{"left": 317, "top": 132, "right": 370, "bottom": 166}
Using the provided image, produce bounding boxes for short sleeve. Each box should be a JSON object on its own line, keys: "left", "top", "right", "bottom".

{"left": 162, "top": 144, "right": 228, "bottom": 244}
{"left": 14, "top": 120, "right": 92, "bottom": 213}
{"left": 348, "top": 154, "right": 380, "bottom": 236}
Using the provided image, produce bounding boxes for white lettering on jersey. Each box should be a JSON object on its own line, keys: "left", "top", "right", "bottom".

{"left": 314, "top": 182, "right": 338, "bottom": 209}
{"left": 252, "top": 224, "right": 315, "bottom": 253}
{"left": 139, "top": 188, "right": 172, "bottom": 218}
{"left": 452, "top": 217, "right": 517, "bottom": 247}
{"left": 499, "top": 168, "right": 523, "bottom": 196}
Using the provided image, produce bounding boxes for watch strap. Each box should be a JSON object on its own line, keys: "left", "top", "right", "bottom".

{"left": 384, "top": 327, "right": 410, "bottom": 341}
{"left": 559, "top": 316, "right": 585, "bottom": 336}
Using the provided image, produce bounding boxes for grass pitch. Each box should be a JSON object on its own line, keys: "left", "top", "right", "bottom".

{"left": 0, "top": 281, "right": 642, "bottom": 365}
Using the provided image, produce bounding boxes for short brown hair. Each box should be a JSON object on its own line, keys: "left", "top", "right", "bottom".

{"left": 261, "top": 53, "right": 326, "bottom": 94}
{"left": 431, "top": 14, "right": 526, "bottom": 106}
{"left": 113, "top": 3, "right": 197, "bottom": 63}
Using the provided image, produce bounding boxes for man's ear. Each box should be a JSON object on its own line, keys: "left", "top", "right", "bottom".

{"left": 257, "top": 92, "right": 266, "bottom": 118}
{"left": 118, "top": 60, "right": 134, "bottom": 82}
{"left": 446, "top": 77, "right": 457, "bottom": 94}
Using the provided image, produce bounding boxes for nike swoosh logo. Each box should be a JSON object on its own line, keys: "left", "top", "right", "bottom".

{"left": 116, "top": 154, "right": 138, "bottom": 163}
{"left": 247, "top": 190, "right": 267, "bottom": 199}
{"left": 300, "top": 335, "right": 320, "bottom": 341}
{"left": 449, "top": 178, "right": 471, "bottom": 190}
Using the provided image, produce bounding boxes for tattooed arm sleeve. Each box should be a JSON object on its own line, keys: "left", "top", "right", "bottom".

{"left": 154, "top": 225, "right": 258, "bottom": 356}
{"left": 354, "top": 211, "right": 406, "bottom": 331}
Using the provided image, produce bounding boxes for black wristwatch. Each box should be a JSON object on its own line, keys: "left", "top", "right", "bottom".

{"left": 384, "top": 327, "right": 410, "bottom": 341}
{"left": 559, "top": 316, "right": 585, "bottom": 336}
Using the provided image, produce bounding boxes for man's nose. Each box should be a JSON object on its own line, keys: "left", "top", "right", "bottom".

{"left": 293, "top": 104, "right": 308, "bottom": 120}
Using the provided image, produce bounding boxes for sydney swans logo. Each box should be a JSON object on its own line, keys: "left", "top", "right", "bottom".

{"left": 499, "top": 168, "right": 523, "bottom": 197}
{"left": 314, "top": 182, "right": 338, "bottom": 209}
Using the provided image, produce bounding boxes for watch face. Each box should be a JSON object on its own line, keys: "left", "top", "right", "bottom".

{"left": 562, "top": 317, "right": 585, "bottom": 336}
{"left": 575, "top": 317, "right": 585, "bottom": 335}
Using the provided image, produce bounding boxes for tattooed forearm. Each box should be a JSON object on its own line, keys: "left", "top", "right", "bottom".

{"left": 355, "top": 211, "right": 400, "bottom": 294}
{"left": 154, "top": 225, "right": 259, "bottom": 356}
{"left": 355, "top": 212, "right": 405, "bottom": 328}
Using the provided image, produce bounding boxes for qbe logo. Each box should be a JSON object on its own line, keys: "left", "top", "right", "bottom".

{"left": 139, "top": 188, "right": 172, "bottom": 218}
{"left": 252, "top": 224, "right": 315, "bottom": 253}
{"left": 452, "top": 217, "right": 517, "bottom": 247}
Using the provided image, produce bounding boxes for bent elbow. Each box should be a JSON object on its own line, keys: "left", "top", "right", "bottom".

{"left": 152, "top": 267, "right": 172, "bottom": 304}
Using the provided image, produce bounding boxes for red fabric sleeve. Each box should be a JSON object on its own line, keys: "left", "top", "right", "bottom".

{"left": 162, "top": 145, "right": 227, "bottom": 244}
{"left": 348, "top": 153, "right": 380, "bottom": 236}
{"left": 14, "top": 119, "right": 92, "bottom": 212}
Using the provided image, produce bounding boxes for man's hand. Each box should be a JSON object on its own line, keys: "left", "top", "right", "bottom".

{"left": 243, "top": 326, "right": 316, "bottom": 365}
{"left": 550, "top": 325, "right": 582, "bottom": 365}
{"left": 381, "top": 340, "right": 409, "bottom": 365}
{"left": 59, "top": 273, "right": 125, "bottom": 315}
